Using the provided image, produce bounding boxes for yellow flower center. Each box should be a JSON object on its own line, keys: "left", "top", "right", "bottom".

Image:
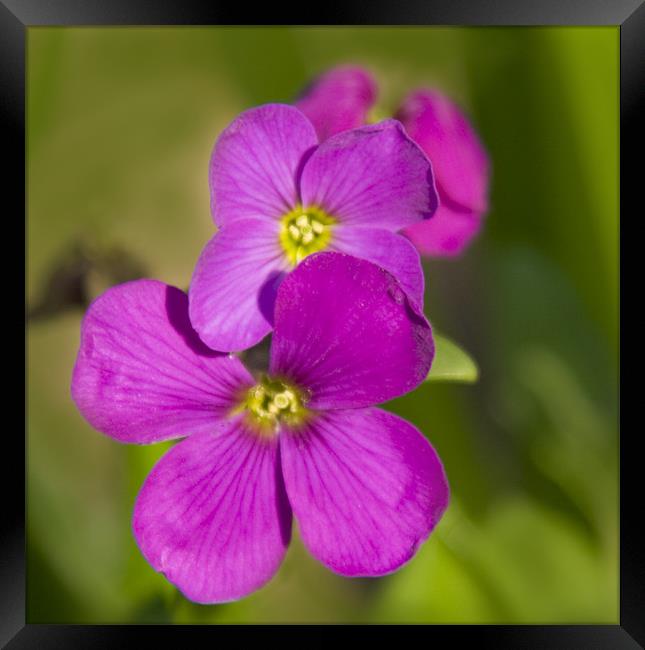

{"left": 238, "top": 375, "right": 310, "bottom": 435}
{"left": 279, "top": 205, "right": 335, "bottom": 266}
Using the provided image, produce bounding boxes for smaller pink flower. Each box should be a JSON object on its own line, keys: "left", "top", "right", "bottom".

{"left": 190, "top": 103, "right": 438, "bottom": 353}
{"left": 296, "top": 67, "right": 491, "bottom": 257}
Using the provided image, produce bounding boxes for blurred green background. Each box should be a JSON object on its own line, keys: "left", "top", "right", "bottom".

{"left": 26, "top": 27, "right": 618, "bottom": 624}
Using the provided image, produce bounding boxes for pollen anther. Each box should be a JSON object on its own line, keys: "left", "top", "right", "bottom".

{"left": 279, "top": 205, "right": 336, "bottom": 266}
{"left": 240, "top": 375, "right": 310, "bottom": 435}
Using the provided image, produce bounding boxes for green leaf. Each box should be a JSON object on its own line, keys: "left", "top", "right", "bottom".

{"left": 427, "top": 332, "right": 479, "bottom": 383}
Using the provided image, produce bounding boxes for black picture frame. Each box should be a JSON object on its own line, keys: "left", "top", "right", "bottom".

{"left": 9, "top": 1, "right": 638, "bottom": 646}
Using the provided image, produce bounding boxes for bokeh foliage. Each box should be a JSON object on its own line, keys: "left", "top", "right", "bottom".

{"left": 27, "top": 27, "right": 618, "bottom": 623}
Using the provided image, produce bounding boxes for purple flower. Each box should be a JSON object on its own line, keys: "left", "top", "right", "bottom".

{"left": 189, "top": 103, "right": 438, "bottom": 353}
{"left": 71, "top": 252, "right": 449, "bottom": 604}
{"left": 296, "top": 66, "right": 491, "bottom": 257}
{"left": 296, "top": 65, "right": 378, "bottom": 141}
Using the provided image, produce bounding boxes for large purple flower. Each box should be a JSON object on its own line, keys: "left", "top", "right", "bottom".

{"left": 189, "top": 103, "right": 438, "bottom": 352}
{"left": 296, "top": 66, "right": 490, "bottom": 257}
{"left": 71, "top": 252, "right": 449, "bottom": 604}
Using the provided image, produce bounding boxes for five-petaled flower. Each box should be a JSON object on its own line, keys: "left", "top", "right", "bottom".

{"left": 189, "top": 103, "right": 438, "bottom": 353}
{"left": 71, "top": 252, "right": 449, "bottom": 604}
{"left": 296, "top": 66, "right": 491, "bottom": 257}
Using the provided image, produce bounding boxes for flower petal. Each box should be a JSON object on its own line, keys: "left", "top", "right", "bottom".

{"left": 299, "top": 119, "right": 438, "bottom": 231}
{"left": 189, "top": 218, "right": 290, "bottom": 352}
{"left": 133, "top": 422, "right": 292, "bottom": 603}
{"left": 71, "top": 280, "right": 253, "bottom": 444}
{"left": 209, "top": 104, "right": 318, "bottom": 227}
{"left": 402, "top": 202, "right": 481, "bottom": 257}
{"left": 396, "top": 90, "right": 490, "bottom": 214}
{"left": 270, "top": 252, "right": 434, "bottom": 410}
{"left": 280, "top": 408, "right": 449, "bottom": 576}
{"left": 295, "top": 66, "right": 377, "bottom": 141}
{"left": 330, "top": 226, "right": 424, "bottom": 307}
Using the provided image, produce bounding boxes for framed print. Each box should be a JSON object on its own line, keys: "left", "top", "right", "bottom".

{"left": 8, "top": 0, "right": 641, "bottom": 646}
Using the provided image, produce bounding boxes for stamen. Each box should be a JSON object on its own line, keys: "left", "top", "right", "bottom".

{"left": 279, "top": 205, "right": 336, "bottom": 266}
{"left": 273, "top": 393, "right": 290, "bottom": 409}
{"left": 239, "top": 375, "right": 310, "bottom": 435}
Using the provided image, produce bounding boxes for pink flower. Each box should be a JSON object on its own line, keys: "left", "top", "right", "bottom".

{"left": 296, "top": 66, "right": 491, "bottom": 257}
{"left": 71, "top": 252, "right": 449, "bottom": 604}
{"left": 190, "top": 103, "right": 438, "bottom": 353}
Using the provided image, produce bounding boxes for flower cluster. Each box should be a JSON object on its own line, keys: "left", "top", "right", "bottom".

{"left": 296, "top": 66, "right": 490, "bottom": 256}
{"left": 71, "top": 65, "right": 489, "bottom": 604}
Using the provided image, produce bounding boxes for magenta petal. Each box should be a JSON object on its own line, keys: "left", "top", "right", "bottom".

{"left": 280, "top": 408, "right": 449, "bottom": 576}
{"left": 330, "top": 226, "right": 424, "bottom": 307}
{"left": 71, "top": 280, "right": 253, "bottom": 444}
{"left": 295, "top": 65, "right": 377, "bottom": 141}
{"left": 209, "top": 104, "right": 318, "bottom": 227}
{"left": 189, "top": 218, "right": 290, "bottom": 352}
{"left": 396, "top": 90, "right": 490, "bottom": 215}
{"left": 133, "top": 422, "right": 292, "bottom": 603}
{"left": 270, "top": 252, "right": 434, "bottom": 410}
{"left": 299, "top": 120, "right": 438, "bottom": 231}
{"left": 402, "top": 202, "right": 481, "bottom": 257}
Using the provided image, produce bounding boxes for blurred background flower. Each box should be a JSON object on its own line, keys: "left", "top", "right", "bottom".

{"left": 26, "top": 26, "right": 618, "bottom": 624}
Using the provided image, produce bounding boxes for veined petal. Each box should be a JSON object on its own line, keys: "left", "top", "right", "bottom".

{"left": 133, "top": 422, "right": 292, "bottom": 603}
{"left": 402, "top": 202, "right": 481, "bottom": 257}
{"left": 299, "top": 119, "right": 438, "bottom": 231}
{"left": 270, "top": 252, "right": 434, "bottom": 410}
{"left": 189, "top": 218, "right": 290, "bottom": 352}
{"left": 330, "top": 226, "right": 424, "bottom": 307}
{"left": 396, "top": 90, "right": 490, "bottom": 214}
{"left": 209, "top": 104, "right": 318, "bottom": 227}
{"left": 71, "top": 280, "right": 253, "bottom": 444}
{"left": 280, "top": 408, "right": 449, "bottom": 576}
{"left": 295, "top": 66, "right": 377, "bottom": 141}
